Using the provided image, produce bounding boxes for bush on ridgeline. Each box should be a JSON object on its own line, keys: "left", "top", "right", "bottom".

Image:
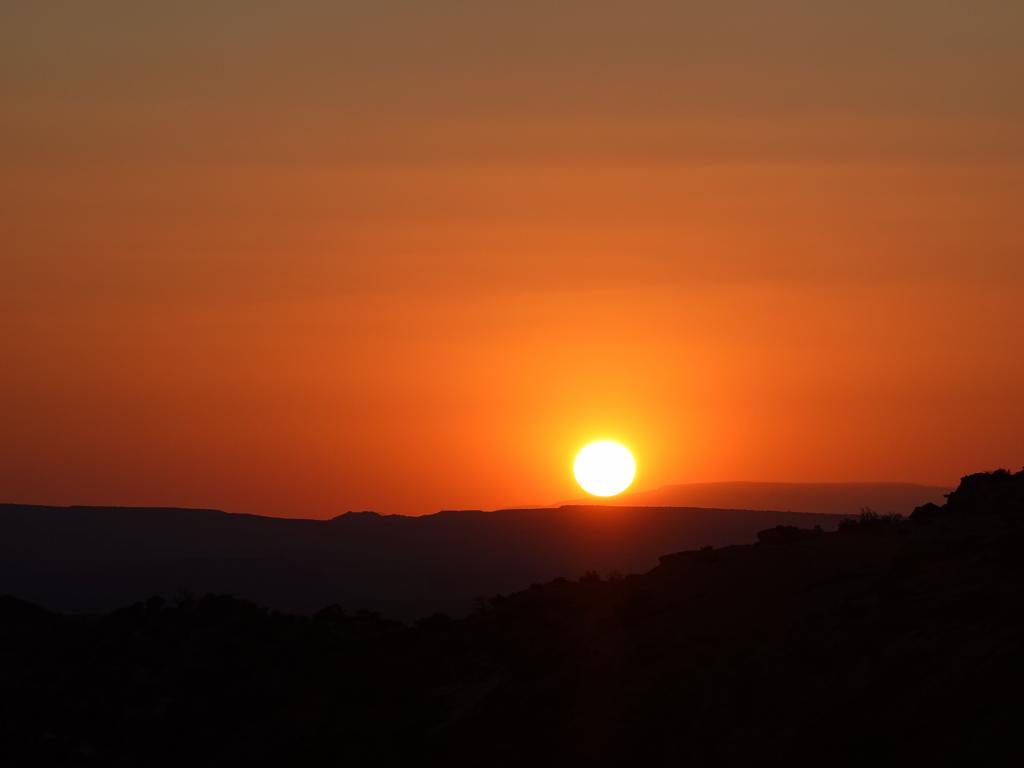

{"left": 910, "top": 501, "right": 943, "bottom": 523}
{"left": 838, "top": 507, "right": 904, "bottom": 533}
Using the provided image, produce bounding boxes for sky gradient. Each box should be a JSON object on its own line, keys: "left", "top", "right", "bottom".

{"left": 3, "top": 2, "right": 1023, "bottom": 516}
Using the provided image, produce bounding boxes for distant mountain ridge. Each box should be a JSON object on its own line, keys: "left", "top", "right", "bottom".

{"left": 565, "top": 480, "right": 950, "bottom": 515}
{"left": 0, "top": 502, "right": 843, "bottom": 619}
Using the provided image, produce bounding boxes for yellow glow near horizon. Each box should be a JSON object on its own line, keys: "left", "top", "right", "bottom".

{"left": 574, "top": 440, "right": 636, "bottom": 497}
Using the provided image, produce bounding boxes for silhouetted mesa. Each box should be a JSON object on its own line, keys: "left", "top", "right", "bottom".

{"left": 573, "top": 480, "right": 950, "bottom": 515}
{"left": 0, "top": 503, "right": 845, "bottom": 618}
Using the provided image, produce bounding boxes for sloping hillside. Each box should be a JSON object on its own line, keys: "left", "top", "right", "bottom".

{"left": 1, "top": 470, "right": 1021, "bottom": 766}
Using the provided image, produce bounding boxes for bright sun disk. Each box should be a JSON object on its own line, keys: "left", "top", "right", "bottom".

{"left": 574, "top": 440, "right": 636, "bottom": 497}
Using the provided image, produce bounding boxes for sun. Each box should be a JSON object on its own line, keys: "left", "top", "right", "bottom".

{"left": 574, "top": 440, "right": 636, "bottom": 497}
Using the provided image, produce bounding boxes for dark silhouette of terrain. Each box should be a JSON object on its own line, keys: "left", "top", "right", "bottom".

{"left": 568, "top": 480, "right": 950, "bottom": 515}
{"left": 0, "top": 503, "right": 844, "bottom": 618}
{"left": 1, "top": 468, "right": 1022, "bottom": 766}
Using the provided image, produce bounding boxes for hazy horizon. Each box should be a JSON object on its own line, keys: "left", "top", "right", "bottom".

{"left": 3, "top": 477, "right": 957, "bottom": 520}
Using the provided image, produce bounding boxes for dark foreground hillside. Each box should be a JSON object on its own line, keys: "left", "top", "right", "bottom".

{"left": 2, "top": 469, "right": 1022, "bottom": 766}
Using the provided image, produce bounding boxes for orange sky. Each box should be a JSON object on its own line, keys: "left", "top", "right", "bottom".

{"left": 2, "top": 2, "right": 1023, "bottom": 516}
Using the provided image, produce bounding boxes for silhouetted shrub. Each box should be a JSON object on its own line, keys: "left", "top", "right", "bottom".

{"left": 838, "top": 507, "right": 903, "bottom": 533}
{"left": 757, "top": 525, "right": 825, "bottom": 545}
{"left": 910, "top": 502, "right": 943, "bottom": 523}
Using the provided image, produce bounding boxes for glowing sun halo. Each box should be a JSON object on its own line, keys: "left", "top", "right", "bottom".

{"left": 574, "top": 440, "right": 636, "bottom": 497}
